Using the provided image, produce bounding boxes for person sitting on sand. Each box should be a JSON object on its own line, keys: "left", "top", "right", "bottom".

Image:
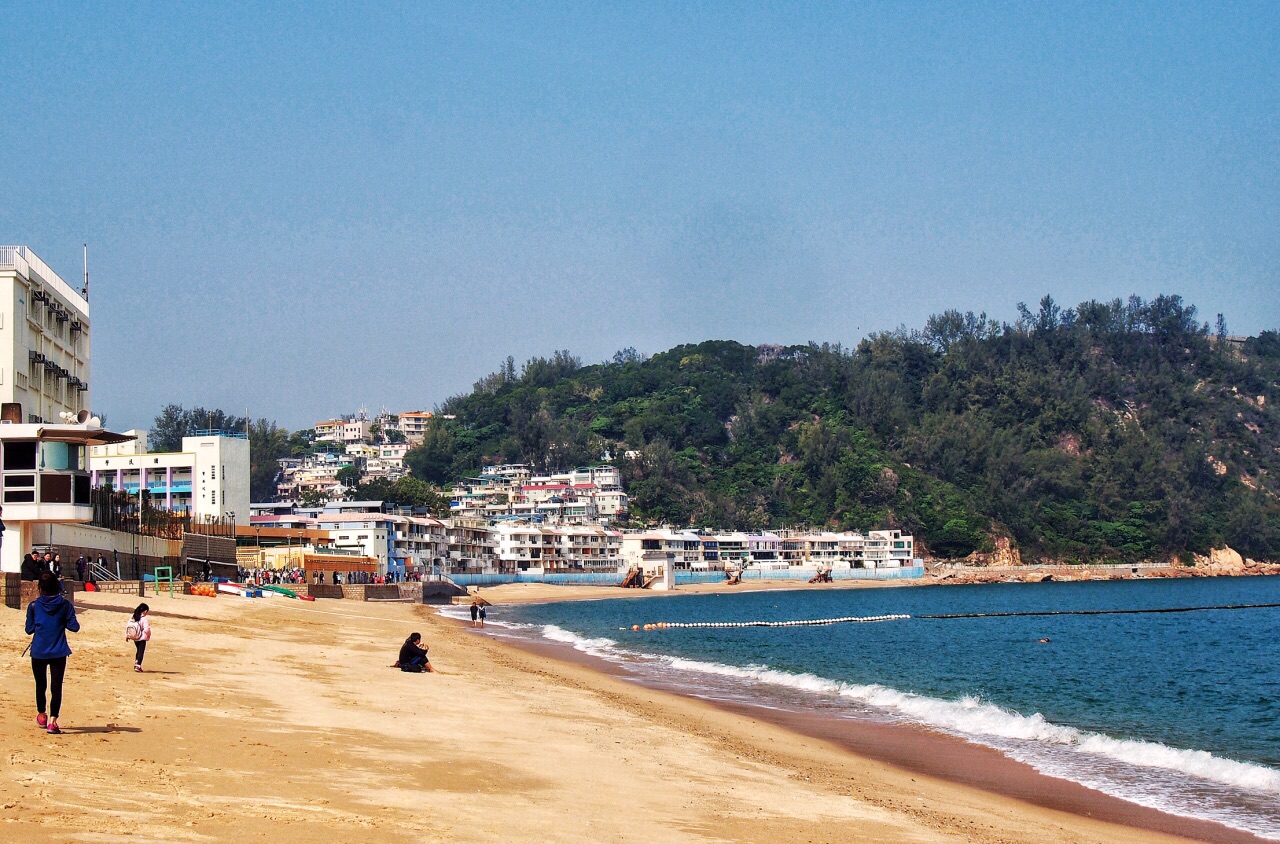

{"left": 396, "top": 632, "right": 434, "bottom": 673}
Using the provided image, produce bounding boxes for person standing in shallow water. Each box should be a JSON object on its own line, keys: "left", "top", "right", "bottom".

{"left": 26, "top": 572, "right": 80, "bottom": 734}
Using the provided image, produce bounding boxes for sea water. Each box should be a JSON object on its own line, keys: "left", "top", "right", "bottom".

{"left": 452, "top": 576, "right": 1280, "bottom": 840}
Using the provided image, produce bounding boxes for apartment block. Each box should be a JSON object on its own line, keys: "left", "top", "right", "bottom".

{"left": 397, "top": 410, "right": 434, "bottom": 440}
{"left": 0, "top": 246, "right": 90, "bottom": 422}
{"left": 314, "top": 417, "right": 371, "bottom": 444}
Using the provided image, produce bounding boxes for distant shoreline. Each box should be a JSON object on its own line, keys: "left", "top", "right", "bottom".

{"left": 464, "top": 568, "right": 1280, "bottom": 608}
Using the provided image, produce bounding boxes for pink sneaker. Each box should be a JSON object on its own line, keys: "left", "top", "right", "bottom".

{"left": 134, "top": 665, "right": 144, "bottom": 673}
{"left": 36, "top": 713, "right": 47, "bottom": 729}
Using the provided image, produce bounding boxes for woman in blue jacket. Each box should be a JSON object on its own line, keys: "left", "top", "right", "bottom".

{"left": 25, "top": 572, "right": 80, "bottom": 734}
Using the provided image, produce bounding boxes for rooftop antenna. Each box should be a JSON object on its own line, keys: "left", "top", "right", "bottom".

{"left": 82, "top": 243, "right": 89, "bottom": 300}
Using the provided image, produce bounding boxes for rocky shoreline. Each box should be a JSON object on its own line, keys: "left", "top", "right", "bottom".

{"left": 927, "top": 546, "right": 1280, "bottom": 585}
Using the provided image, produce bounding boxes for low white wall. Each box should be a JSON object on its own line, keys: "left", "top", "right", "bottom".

{"left": 48, "top": 523, "right": 180, "bottom": 559}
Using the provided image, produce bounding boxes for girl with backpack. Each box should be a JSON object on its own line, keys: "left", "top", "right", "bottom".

{"left": 126, "top": 604, "right": 152, "bottom": 672}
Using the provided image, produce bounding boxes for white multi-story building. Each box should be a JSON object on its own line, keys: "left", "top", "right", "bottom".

{"left": 312, "top": 512, "right": 394, "bottom": 572}
{"left": 452, "top": 463, "right": 629, "bottom": 524}
{"left": 397, "top": 411, "right": 433, "bottom": 441}
{"left": 623, "top": 528, "right": 917, "bottom": 572}
{"left": 314, "top": 417, "right": 371, "bottom": 444}
{"left": 363, "top": 442, "right": 411, "bottom": 482}
{"left": 492, "top": 522, "right": 544, "bottom": 571}
{"left": 0, "top": 246, "right": 91, "bottom": 423}
{"left": 276, "top": 452, "right": 355, "bottom": 500}
{"left": 447, "top": 519, "right": 495, "bottom": 573}
{"left": 777, "top": 530, "right": 915, "bottom": 568}
{"left": 621, "top": 529, "right": 707, "bottom": 570}
{"left": 386, "top": 514, "right": 449, "bottom": 572}
{"left": 543, "top": 524, "right": 623, "bottom": 571}
{"left": 90, "top": 430, "right": 251, "bottom": 524}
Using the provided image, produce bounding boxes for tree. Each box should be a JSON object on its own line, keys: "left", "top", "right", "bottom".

{"left": 149, "top": 405, "right": 248, "bottom": 451}
{"left": 353, "top": 476, "right": 450, "bottom": 516}
{"left": 298, "top": 488, "right": 328, "bottom": 507}
{"left": 336, "top": 465, "right": 362, "bottom": 489}
{"left": 405, "top": 422, "right": 458, "bottom": 485}
{"left": 411, "top": 295, "right": 1280, "bottom": 560}
{"left": 149, "top": 404, "right": 190, "bottom": 452}
{"left": 153, "top": 405, "right": 286, "bottom": 501}
{"left": 247, "top": 418, "right": 290, "bottom": 501}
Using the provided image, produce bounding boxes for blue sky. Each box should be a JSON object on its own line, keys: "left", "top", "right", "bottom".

{"left": 2, "top": 2, "right": 1276, "bottom": 431}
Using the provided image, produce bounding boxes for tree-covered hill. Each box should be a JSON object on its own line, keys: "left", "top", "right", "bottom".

{"left": 407, "top": 295, "right": 1280, "bottom": 563}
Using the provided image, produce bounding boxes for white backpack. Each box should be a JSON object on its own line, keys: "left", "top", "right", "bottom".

{"left": 125, "top": 619, "right": 141, "bottom": 641}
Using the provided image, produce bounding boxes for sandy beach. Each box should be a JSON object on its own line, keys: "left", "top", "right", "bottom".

{"left": 0, "top": 587, "right": 1262, "bottom": 843}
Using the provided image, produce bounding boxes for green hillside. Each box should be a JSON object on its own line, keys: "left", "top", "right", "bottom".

{"left": 407, "top": 295, "right": 1280, "bottom": 563}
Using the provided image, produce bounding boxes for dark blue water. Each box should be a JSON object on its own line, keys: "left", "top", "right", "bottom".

{"left": 478, "top": 577, "right": 1280, "bottom": 839}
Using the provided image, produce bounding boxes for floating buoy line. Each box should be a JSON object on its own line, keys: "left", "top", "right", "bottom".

{"left": 624, "top": 614, "right": 910, "bottom": 631}
{"left": 915, "top": 602, "right": 1280, "bottom": 620}
{"left": 623, "top": 602, "right": 1280, "bottom": 632}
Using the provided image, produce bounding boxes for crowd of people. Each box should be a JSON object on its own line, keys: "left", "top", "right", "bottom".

{"left": 235, "top": 567, "right": 436, "bottom": 586}
{"left": 237, "top": 567, "right": 309, "bottom": 585}
{"left": 19, "top": 549, "right": 110, "bottom": 584}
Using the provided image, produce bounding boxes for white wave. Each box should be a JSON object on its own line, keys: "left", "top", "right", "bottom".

{"left": 839, "top": 684, "right": 1080, "bottom": 743}
{"left": 836, "top": 683, "right": 1280, "bottom": 793}
{"left": 540, "top": 624, "right": 621, "bottom": 659}
{"left": 657, "top": 653, "right": 1280, "bottom": 796}
{"left": 1074, "top": 733, "right": 1280, "bottom": 793}
{"left": 666, "top": 657, "right": 846, "bottom": 695}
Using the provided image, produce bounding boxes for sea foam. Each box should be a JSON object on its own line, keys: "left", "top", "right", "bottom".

{"left": 505, "top": 618, "right": 1280, "bottom": 798}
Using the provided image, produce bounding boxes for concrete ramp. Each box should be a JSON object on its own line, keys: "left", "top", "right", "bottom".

{"left": 421, "top": 580, "right": 469, "bottom": 604}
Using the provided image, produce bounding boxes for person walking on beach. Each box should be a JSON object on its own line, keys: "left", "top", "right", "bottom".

{"left": 479, "top": 604, "right": 487, "bottom": 627}
{"left": 126, "top": 603, "right": 152, "bottom": 672}
{"left": 469, "top": 600, "right": 479, "bottom": 627}
{"left": 26, "top": 572, "right": 80, "bottom": 734}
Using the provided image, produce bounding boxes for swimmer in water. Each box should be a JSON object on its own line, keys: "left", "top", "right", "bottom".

{"left": 1038, "top": 637, "right": 1051, "bottom": 643}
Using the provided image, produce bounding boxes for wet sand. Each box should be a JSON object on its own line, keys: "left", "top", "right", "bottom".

{"left": 0, "top": 588, "right": 1260, "bottom": 843}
